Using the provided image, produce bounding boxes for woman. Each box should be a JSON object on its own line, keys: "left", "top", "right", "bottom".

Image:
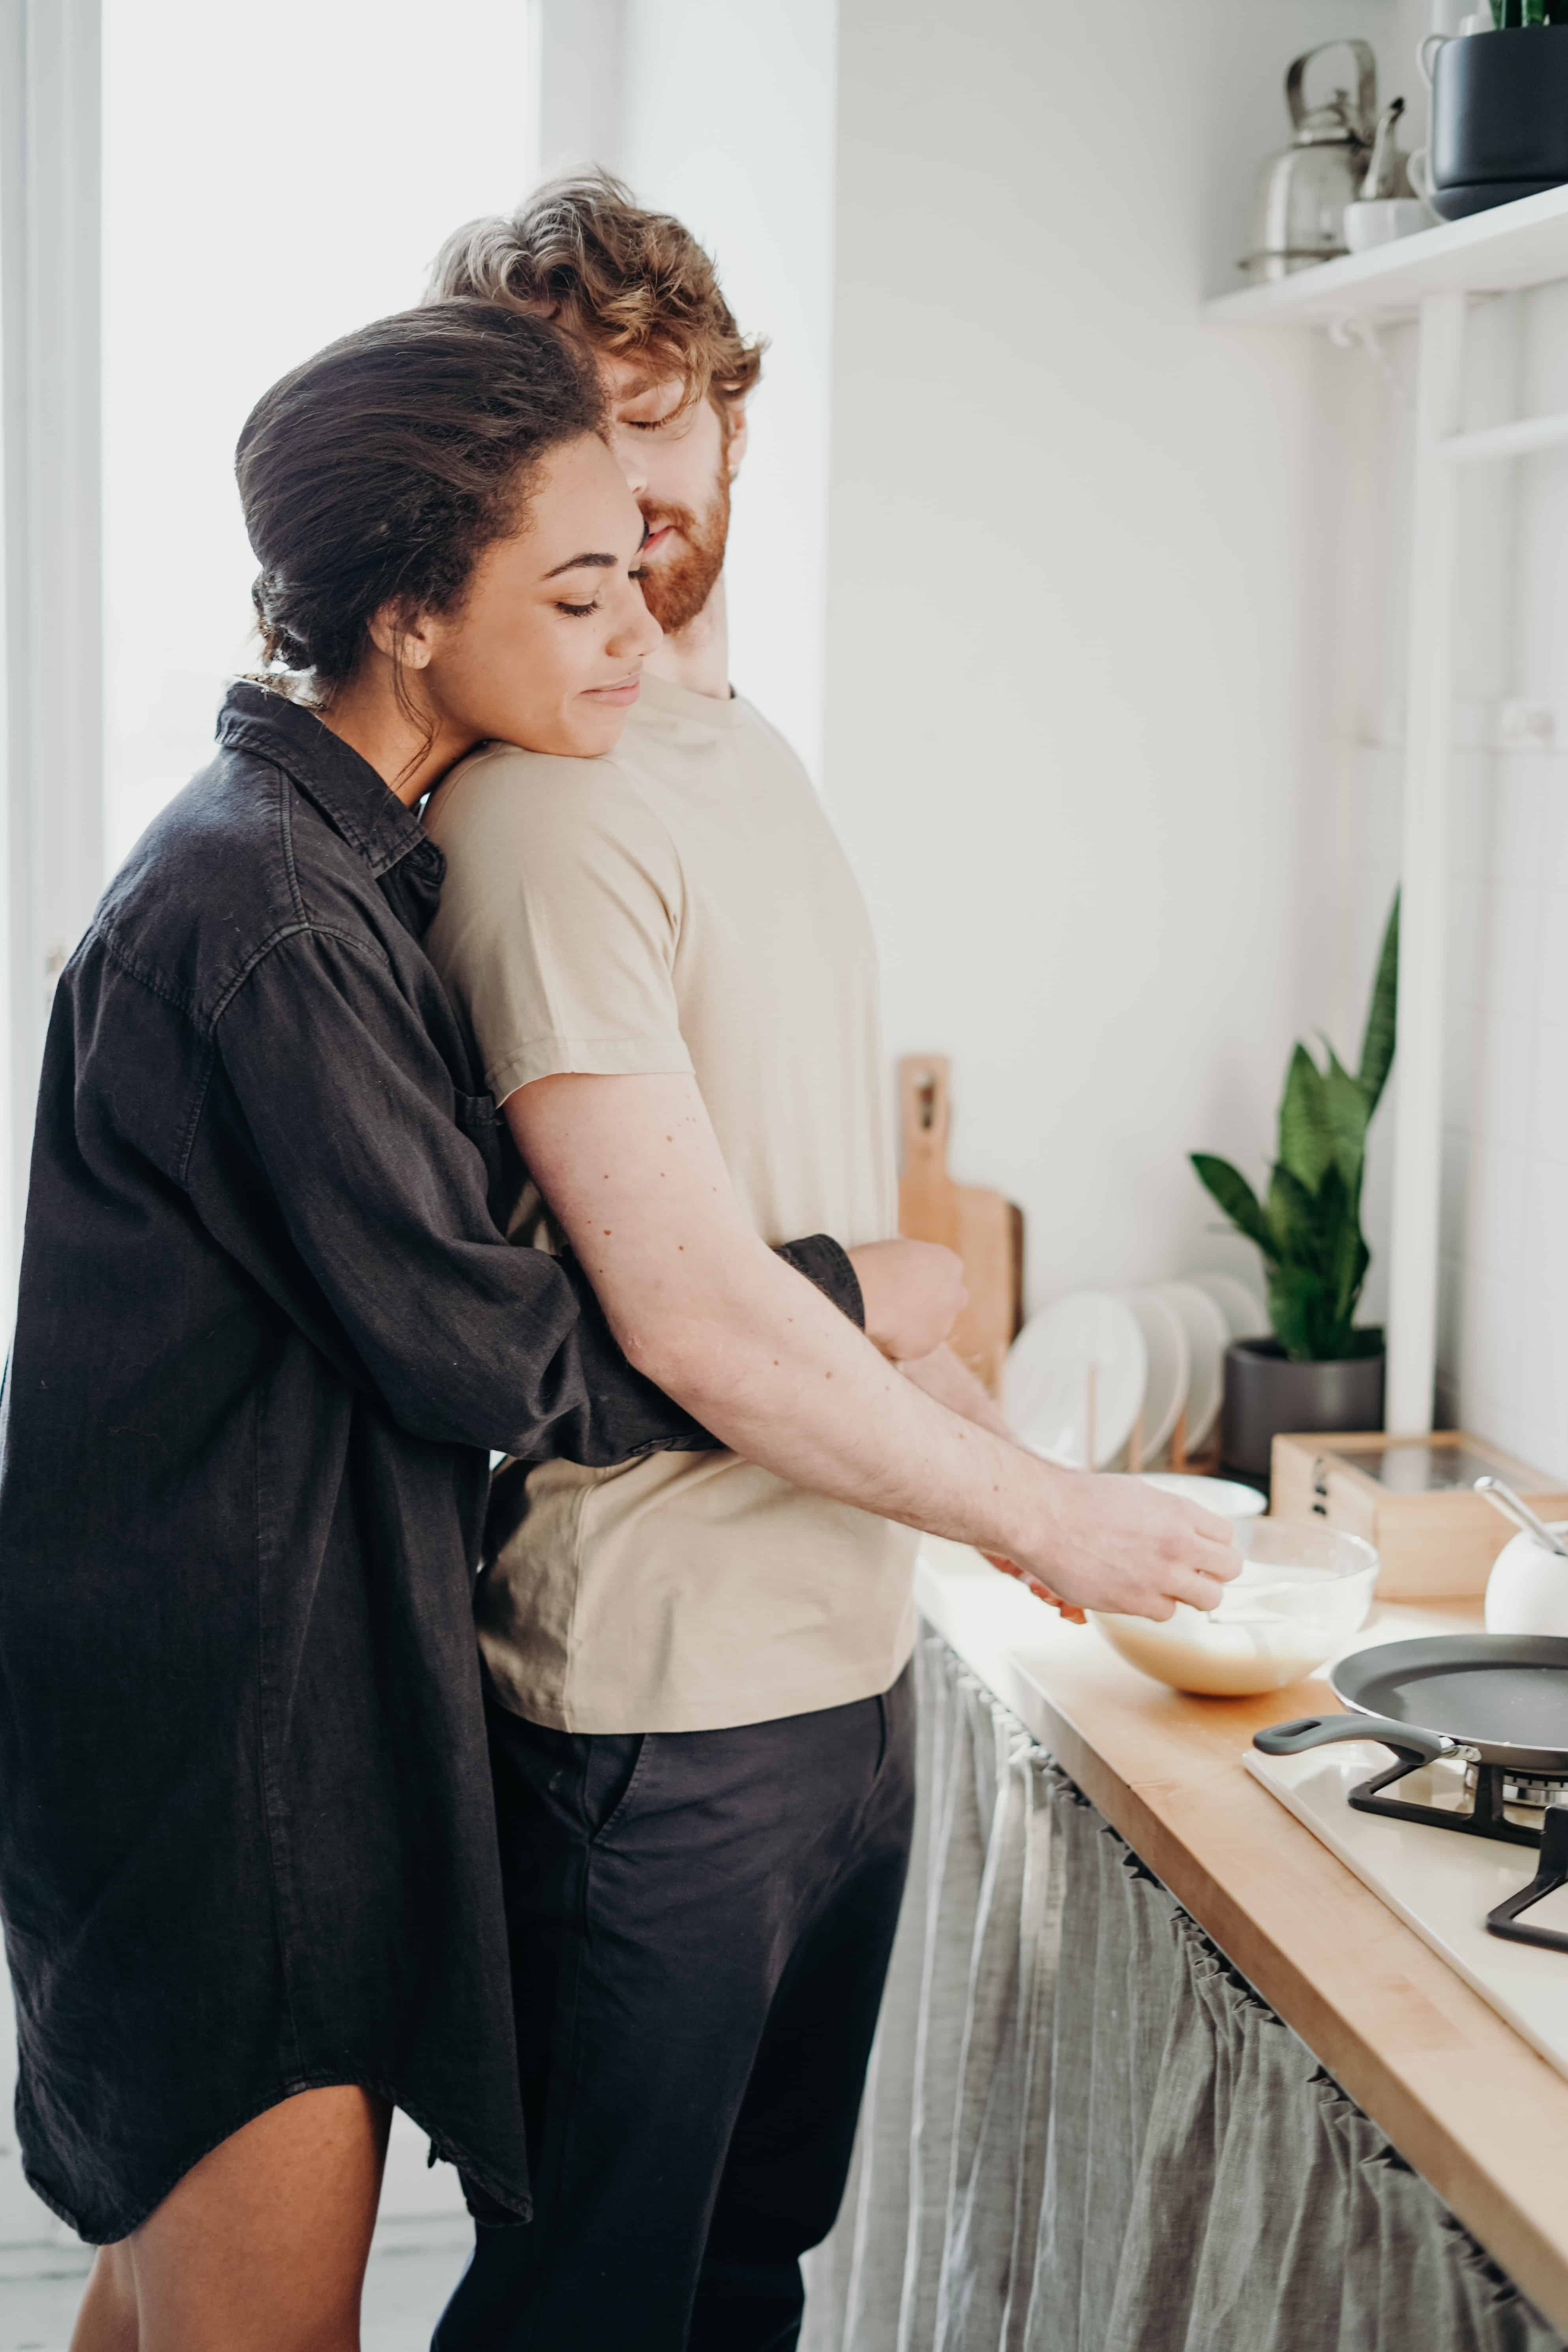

{"left": 0, "top": 303, "right": 910, "bottom": 2352}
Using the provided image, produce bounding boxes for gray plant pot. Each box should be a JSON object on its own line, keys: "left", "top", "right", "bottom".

{"left": 1430, "top": 27, "right": 1568, "bottom": 219}
{"left": 1219, "top": 1338, "right": 1386, "bottom": 1486}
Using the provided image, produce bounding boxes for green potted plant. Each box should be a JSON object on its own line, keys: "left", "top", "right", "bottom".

{"left": 1191, "top": 895, "right": 1398, "bottom": 1484}
{"left": 1426, "top": 2, "right": 1568, "bottom": 221}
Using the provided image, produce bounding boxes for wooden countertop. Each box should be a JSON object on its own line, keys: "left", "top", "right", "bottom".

{"left": 915, "top": 1540, "right": 1568, "bottom": 2336}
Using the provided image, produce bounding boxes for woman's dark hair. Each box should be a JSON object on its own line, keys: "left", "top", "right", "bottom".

{"left": 236, "top": 299, "right": 603, "bottom": 690}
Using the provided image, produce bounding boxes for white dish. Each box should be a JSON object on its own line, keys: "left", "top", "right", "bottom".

{"left": 1135, "top": 1472, "right": 1265, "bottom": 1521}
{"left": 1120, "top": 1289, "right": 1190, "bottom": 1465}
{"left": 1003, "top": 1292, "right": 1147, "bottom": 1470}
{"left": 1150, "top": 1280, "right": 1229, "bottom": 1452}
{"left": 1186, "top": 1267, "right": 1268, "bottom": 1345}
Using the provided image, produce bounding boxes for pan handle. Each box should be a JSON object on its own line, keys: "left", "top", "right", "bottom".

{"left": 1253, "top": 1713, "right": 1455, "bottom": 1767}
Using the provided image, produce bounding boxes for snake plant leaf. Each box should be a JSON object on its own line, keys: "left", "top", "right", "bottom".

{"left": 1525, "top": 0, "right": 1547, "bottom": 26}
{"left": 1265, "top": 1161, "right": 1321, "bottom": 1268}
{"left": 1357, "top": 892, "right": 1400, "bottom": 1112}
{"left": 1266, "top": 1262, "right": 1324, "bottom": 1362}
{"left": 1277, "top": 1044, "right": 1334, "bottom": 1190}
{"left": 1314, "top": 1161, "right": 1364, "bottom": 1320}
{"left": 1323, "top": 1047, "right": 1372, "bottom": 1192}
{"left": 1190, "top": 1154, "right": 1275, "bottom": 1258}
{"left": 1189, "top": 890, "right": 1395, "bottom": 1359}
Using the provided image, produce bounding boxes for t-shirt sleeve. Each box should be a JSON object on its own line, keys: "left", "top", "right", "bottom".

{"left": 424, "top": 745, "right": 694, "bottom": 1105}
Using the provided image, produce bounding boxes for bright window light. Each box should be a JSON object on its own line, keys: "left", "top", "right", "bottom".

{"left": 103, "top": 0, "right": 536, "bottom": 869}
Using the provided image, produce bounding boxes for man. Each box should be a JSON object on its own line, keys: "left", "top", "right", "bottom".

{"left": 421, "top": 177, "right": 1234, "bottom": 2351}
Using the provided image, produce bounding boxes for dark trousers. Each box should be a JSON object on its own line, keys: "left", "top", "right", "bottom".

{"left": 432, "top": 1663, "right": 916, "bottom": 2352}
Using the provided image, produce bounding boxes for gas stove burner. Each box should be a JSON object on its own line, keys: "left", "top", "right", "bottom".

{"left": 1489, "top": 1805, "right": 1568, "bottom": 1955}
{"left": 1346, "top": 1757, "right": 1568, "bottom": 1953}
{"left": 1502, "top": 1772, "right": 1568, "bottom": 1810}
{"left": 1350, "top": 1752, "right": 1540, "bottom": 1846}
{"left": 1252, "top": 1635, "right": 1568, "bottom": 1958}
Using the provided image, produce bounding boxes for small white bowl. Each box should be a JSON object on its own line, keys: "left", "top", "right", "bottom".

{"left": 1135, "top": 1472, "right": 1265, "bottom": 1521}
{"left": 1090, "top": 1520, "right": 1377, "bottom": 1697}
{"left": 1485, "top": 1523, "right": 1568, "bottom": 1637}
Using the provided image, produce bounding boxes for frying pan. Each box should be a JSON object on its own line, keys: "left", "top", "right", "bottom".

{"left": 1254, "top": 1634, "right": 1568, "bottom": 1778}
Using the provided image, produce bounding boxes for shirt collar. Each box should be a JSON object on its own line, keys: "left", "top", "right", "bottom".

{"left": 630, "top": 672, "right": 745, "bottom": 731}
{"left": 217, "top": 682, "right": 445, "bottom": 885}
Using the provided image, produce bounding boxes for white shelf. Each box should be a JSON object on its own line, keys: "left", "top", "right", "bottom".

{"left": 1205, "top": 181, "right": 1568, "bottom": 328}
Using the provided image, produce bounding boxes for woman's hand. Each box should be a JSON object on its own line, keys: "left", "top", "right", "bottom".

{"left": 983, "top": 1556, "right": 1088, "bottom": 1624}
{"left": 846, "top": 1239, "right": 967, "bottom": 1361}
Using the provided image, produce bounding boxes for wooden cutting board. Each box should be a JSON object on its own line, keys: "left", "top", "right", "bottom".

{"left": 897, "top": 1054, "right": 1023, "bottom": 1395}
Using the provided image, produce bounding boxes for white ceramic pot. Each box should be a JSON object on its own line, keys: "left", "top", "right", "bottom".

{"left": 1484, "top": 1524, "right": 1568, "bottom": 1636}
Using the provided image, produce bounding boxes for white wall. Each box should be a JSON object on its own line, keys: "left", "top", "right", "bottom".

{"left": 824, "top": 0, "right": 1402, "bottom": 1313}
{"left": 1334, "top": 287, "right": 1568, "bottom": 1479}
{"left": 618, "top": 0, "right": 838, "bottom": 778}
{"left": 1317, "top": 0, "right": 1568, "bottom": 1477}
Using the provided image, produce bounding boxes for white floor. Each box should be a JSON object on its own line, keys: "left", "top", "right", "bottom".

{"left": 0, "top": 2225, "right": 471, "bottom": 2350}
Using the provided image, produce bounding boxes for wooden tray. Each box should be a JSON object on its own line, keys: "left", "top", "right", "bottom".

{"left": 1271, "top": 1429, "right": 1568, "bottom": 1599}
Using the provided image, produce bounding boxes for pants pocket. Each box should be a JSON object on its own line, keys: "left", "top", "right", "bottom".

{"left": 584, "top": 1733, "right": 647, "bottom": 1844}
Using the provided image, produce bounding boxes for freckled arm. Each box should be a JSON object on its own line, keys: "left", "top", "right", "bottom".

{"left": 499, "top": 1073, "right": 1239, "bottom": 1622}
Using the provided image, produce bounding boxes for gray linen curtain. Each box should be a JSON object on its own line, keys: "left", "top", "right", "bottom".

{"left": 802, "top": 1629, "right": 1566, "bottom": 2352}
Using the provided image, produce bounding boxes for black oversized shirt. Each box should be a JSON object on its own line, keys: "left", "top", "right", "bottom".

{"left": 0, "top": 684, "right": 861, "bottom": 2241}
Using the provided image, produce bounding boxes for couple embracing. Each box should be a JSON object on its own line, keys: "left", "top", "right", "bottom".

{"left": 0, "top": 177, "right": 1237, "bottom": 2352}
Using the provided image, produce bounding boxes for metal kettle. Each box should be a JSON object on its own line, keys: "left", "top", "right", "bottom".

{"left": 1241, "top": 40, "right": 1377, "bottom": 281}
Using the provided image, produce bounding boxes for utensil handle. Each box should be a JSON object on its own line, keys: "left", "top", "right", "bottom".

{"left": 1474, "top": 1476, "right": 1568, "bottom": 1557}
{"left": 1253, "top": 1712, "right": 1454, "bottom": 1766}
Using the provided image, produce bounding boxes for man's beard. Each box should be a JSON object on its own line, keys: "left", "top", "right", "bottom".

{"left": 638, "top": 463, "right": 730, "bottom": 635}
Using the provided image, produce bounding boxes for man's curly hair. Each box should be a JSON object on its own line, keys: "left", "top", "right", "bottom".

{"left": 426, "top": 169, "right": 764, "bottom": 420}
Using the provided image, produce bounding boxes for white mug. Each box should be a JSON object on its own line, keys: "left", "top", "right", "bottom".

{"left": 1420, "top": 17, "right": 1491, "bottom": 86}
{"left": 1485, "top": 1525, "right": 1568, "bottom": 1636}
{"left": 1419, "top": 31, "right": 1449, "bottom": 84}
{"left": 1404, "top": 146, "right": 1443, "bottom": 218}
{"left": 1345, "top": 197, "right": 1435, "bottom": 249}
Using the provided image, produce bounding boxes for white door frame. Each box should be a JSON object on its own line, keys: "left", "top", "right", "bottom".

{"left": 0, "top": 0, "right": 105, "bottom": 1298}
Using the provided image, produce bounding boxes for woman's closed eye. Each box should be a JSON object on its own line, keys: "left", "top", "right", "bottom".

{"left": 557, "top": 566, "right": 648, "bottom": 618}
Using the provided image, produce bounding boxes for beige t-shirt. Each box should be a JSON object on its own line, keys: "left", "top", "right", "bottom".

{"left": 423, "top": 673, "right": 918, "bottom": 1734}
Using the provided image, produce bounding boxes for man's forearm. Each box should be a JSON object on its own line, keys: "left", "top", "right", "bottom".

{"left": 640, "top": 1256, "right": 1052, "bottom": 1561}
{"left": 510, "top": 1071, "right": 1235, "bottom": 1616}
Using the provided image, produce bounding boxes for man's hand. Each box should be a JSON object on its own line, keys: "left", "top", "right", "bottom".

{"left": 847, "top": 1239, "right": 967, "bottom": 1362}
{"left": 1006, "top": 1472, "right": 1240, "bottom": 1620}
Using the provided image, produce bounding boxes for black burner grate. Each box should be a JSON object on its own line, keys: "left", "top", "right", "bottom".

{"left": 1348, "top": 1758, "right": 1568, "bottom": 1952}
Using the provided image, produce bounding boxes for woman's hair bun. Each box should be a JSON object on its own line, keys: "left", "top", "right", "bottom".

{"left": 250, "top": 574, "right": 312, "bottom": 675}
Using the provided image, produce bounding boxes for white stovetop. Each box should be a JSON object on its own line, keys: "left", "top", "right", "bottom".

{"left": 1247, "top": 1743, "right": 1568, "bottom": 2082}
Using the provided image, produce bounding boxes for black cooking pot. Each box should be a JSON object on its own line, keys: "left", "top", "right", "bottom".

{"left": 1429, "top": 28, "right": 1568, "bottom": 219}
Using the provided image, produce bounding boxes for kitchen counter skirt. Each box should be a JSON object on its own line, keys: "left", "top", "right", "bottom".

{"left": 805, "top": 1544, "right": 1568, "bottom": 2345}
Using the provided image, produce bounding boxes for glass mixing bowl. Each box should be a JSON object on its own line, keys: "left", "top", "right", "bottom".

{"left": 1089, "top": 1519, "right": 1378, "bottom": 1697}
